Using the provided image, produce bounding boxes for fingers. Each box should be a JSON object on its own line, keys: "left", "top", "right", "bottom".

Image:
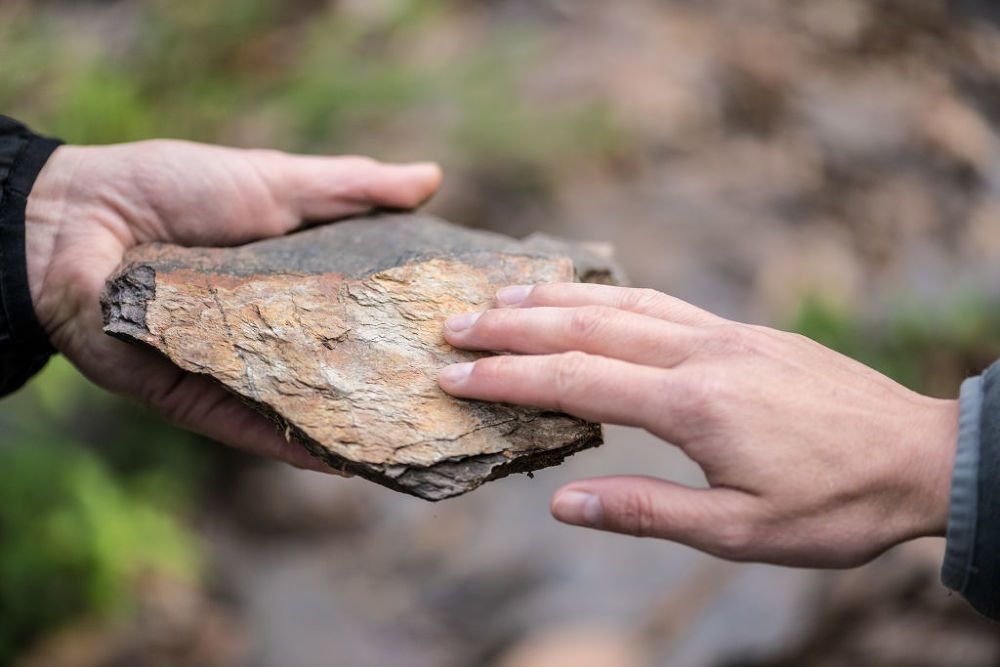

{"left": 261, "top": 152, "right": 442, "bottom": 222}
{"left": 551, "top": 476, "right": 758, "bottom": 559}
{"left": 145, "top": 369, "right": 332, "bottom": 472}
{"left": 187, "top": 391, "right": 333, "bottom": 473}
{"left": 496, "top": 283, "right": 723, "bottom": 326}
{"left": 444, "top": 306, "right": 699, "bottom": 368}
{"left": 439, "top": 352, "right": 677, "bottom": 429}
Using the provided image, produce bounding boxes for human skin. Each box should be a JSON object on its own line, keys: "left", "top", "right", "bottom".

{"left": 439, "top": 283, "right": 959, "bottom": 567}
{"left": 26, "top": 140, "right": 442, "bottom": 470}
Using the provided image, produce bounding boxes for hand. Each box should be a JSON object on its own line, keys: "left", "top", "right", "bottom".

{"left": 26, "top": 140, "right": 441, "bottom": 469}
{"left": 438, "top": 283, "right": 958, "bottom": 567}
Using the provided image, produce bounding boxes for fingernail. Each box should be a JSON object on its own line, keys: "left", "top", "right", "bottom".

{"left": 445, "top": 311, "right": 482, "bottom": 332}
{"left": 552, "top": 490, "right": 603, "bottom": 527}
{"left": 497, "top": 284, "right": 533, "bottom": 306}
{"left": 440, "top": 362, "right": 474, "bottom": 384}
{"left": 404, "top": 161, "right": 443, "bottom": 178}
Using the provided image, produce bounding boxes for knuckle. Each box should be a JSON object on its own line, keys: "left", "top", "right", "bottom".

{"left": 475, "top": 309, "right": 508, "bottom": 338}
{"left": 139, "top": 373, "right": 184, "bottom": 415}
{"left": 527, "top": 282, "right": 555, "bottom": 304}
{"left": 473, "top": 355, "right": 514, "bottom": 381}
{"left": 787, "top": 330, "right": 818, "bottom": 348}
{"left": 615, "top": 491, "right": 659, "bottom": 538}
{"left": 567, "top": 306, "right": 614, "bottom": 341}
{"left": 674, "top": 368, "right": 724, "bottom": 419}
{"left": 702, "top": 323, "right": 754, "bottom": 356}
{"left": 140, "top": 373, "right": 219, "bottom": 430}
{"left": 552, "top": 351, "right": 591, "bottom": 397}
{"left": 712, "top": 324, "right": 746, "bottom": 351}
{"left": 712, "top": 522, "right": 757, "bottom": 560}
{"left": 617, "top": 287, "right": 664, "bottom": 313}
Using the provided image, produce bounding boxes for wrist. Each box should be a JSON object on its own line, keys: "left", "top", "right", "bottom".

{"left": 24, "top": 145, "right": 85, "bottom": 340}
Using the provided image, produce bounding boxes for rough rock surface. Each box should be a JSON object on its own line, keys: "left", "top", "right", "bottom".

{"left": 101, "top": 215, "right": 611, "bottom": 500}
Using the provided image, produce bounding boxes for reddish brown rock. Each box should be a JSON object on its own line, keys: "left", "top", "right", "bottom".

{"left": 101, "top": 214, "right": 613, "bottom": 500}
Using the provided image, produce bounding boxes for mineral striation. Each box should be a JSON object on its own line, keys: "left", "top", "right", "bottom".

{"left": 101, "top": 214, "right": 613, "bottom": 500}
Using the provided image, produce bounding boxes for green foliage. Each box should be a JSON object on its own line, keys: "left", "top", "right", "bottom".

{"left": 49, "top": 64, "right": 156, "bottom": 145}
{"left": 0, "top": 0, "right": 626, "bottom": 163}
{"left": 0, "top": 440, "right": 199, "bottom": 662}
{"left": 9, "top": 357, "right": 212, "bottom": 498}
{"left": 279, "top": 5, "right": 439, "bottom": 145}
{"left": 0, "top": 358, "right": 208, "bottom": 660}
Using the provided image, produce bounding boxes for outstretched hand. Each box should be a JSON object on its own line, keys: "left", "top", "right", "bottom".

{"left": 439, "top": 283, "right": 958, "bottom": 567}
{"left": 26, "top": 140, "right": 441, "bottom": 469}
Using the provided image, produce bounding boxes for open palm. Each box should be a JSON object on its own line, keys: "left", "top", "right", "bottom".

{"left": 26, "top": 140, "right": 441, "bottom": 468}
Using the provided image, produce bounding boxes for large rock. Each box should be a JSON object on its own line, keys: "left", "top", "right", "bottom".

{"left": 101, "top": 214, "right": 616, "bottom": 500}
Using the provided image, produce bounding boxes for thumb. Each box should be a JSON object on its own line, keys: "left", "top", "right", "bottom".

{"left": 261, "top": 153, "right": 443, "bottom": 223}
{"left": 551, "top": 476, "right": 758, "bottom": 560}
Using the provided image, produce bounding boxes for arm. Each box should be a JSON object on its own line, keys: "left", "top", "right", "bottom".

{"left": 438, "top": 283, "right": 996, "bottom": 616}
{"left": 4, "top": 116, "right": 441, "bottom": 469}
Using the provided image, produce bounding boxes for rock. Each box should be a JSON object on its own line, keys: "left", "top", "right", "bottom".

{"left": 101, "top": 214, "right": 610, "bottom": 500}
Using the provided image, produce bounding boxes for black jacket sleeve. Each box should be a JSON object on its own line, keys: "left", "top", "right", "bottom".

{"left": 0, "top": 116, "right": 63, "bottom": 396}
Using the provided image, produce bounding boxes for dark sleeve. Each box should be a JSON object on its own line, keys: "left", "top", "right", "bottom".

{"left": 0, "top": 116, "right": 63, "bottom": 396}
{"left": 942, "top": 360, "right": 1000, "bottom": 619}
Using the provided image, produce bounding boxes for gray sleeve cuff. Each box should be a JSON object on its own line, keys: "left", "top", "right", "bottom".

{"left": 941, "top": 375, "right": 983, "bottom": 592}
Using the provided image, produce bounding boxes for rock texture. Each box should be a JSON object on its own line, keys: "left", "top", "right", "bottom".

{"left": 101, "top": 214, "right": 613, "bottom": 500}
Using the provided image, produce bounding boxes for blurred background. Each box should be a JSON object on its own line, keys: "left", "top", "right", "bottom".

{"left": 2, "top": 0, "right": 1000, "bottom": 665}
